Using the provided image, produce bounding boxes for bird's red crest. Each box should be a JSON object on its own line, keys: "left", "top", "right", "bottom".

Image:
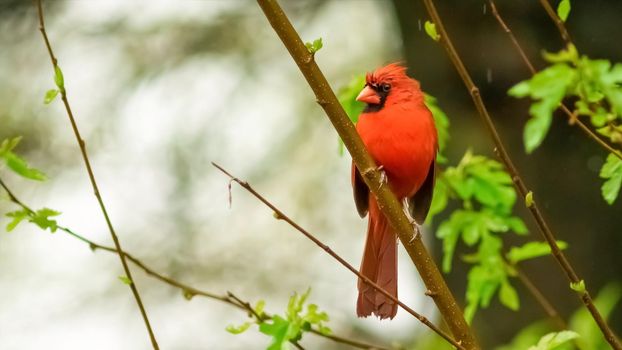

{"left": 365, "top": 63, "right": 409, "bottom": 86}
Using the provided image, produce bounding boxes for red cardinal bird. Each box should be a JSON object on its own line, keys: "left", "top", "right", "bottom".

{"left": 352, "top": 63, "right": 437, "bottom": 319}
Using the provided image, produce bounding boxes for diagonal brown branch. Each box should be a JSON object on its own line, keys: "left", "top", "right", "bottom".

{"left": 422, "top": 1, "right": 621, "bottom": 348}
{"left": 211, "top": 162, "right": 465, "bottom": 349}
{"left": 0, "top": 176, "right": 390, "bottom": 350}
{"left": 255, "top": 0, "right": 477, "bottom": 348}
{"left": 34, "top": 1, "right": 158, "bottom": 348}
{"left": 489, "top": 1, "right": 622, "bottom": 161}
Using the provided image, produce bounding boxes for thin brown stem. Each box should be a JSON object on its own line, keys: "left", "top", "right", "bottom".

{"left": 212, "top": 162, "right": 465, "bottom": 350}
{"left": 489, "top": 0, "right": 622, "bottom": 161}
{"left": 255, "top": 1, "right": 477, "bottom": 348}
{"left": 0, "top": 176, "right": 389, "bottom": 350}
{"left": 538, "top": 0, "right": 573, "bottom": 45}
{"left": 34, "top": 1, "right": 158, "bottom": 348}
{"left": 513, "top": 264, "right": 567, "bottom": 330}
{"left": 423, "top": 1, "right": 621, "bottom": 348}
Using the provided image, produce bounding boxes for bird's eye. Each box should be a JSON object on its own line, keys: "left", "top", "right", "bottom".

{"left": 381, "top": 83, "right": 391, "bottom": 92}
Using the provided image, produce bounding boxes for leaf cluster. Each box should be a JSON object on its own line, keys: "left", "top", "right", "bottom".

{"left": 508, "top": 44, "right": 622, "bottom": 203}
{"left": 226, "top": 289, "right": 331, "bottom": 350}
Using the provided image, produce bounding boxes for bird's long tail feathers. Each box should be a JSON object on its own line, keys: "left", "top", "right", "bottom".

{"left": 357, "top": 197, "right": 398, "bottom": 320}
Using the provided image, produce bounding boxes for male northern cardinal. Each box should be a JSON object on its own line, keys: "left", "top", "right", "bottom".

{"left": 352, "top": 63, "right": 437, "bottom": 319}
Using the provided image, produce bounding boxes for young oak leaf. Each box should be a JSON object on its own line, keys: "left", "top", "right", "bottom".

{"left": 30, "top": 208, "right": 61, "bottom": 233}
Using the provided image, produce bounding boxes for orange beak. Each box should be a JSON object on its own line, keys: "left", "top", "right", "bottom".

{"left": 356, "top": 86, "right": 380, "bottom": 105}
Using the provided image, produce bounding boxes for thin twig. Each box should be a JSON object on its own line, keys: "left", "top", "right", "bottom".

{"left": 489, "top": 0, "right": 622, "bottom": 160}
{"left": 0, "top": 176, "right": 390, "bottom": 350}
{"left": 422, "top": 1, "right": 622, "bottom": 348}
{"left": 33, "top": 0, "right": 160, "bottom": 347}
{"left": 211, "top": 162, "right": 465, "bottom": 350}
{"left": 538, "top": 0, "right": 573, "bottom": 45}
{"left": 513, "top": 265, "right": 567, "bottom": 330}
{"left": 255, "top": 1, "right": 477, "bottom": 348}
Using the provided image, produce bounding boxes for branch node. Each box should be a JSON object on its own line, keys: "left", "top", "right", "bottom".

{"left": 425, "top": 289, "right": 438, "bottom": 297}
{"left": 316, "top": 99, "right": 329, "bottom": 107}
{"left": 304, "top": 53, "right": 314, "bottom": 64}
{"left": 568, "top": 110, "right": 578, "bottom": 125}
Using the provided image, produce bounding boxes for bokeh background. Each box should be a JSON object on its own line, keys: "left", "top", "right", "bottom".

{"left": 0, "top": 1, "right": 620, "bottom": 349}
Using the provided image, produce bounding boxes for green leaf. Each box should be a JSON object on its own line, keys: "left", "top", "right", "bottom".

{"left": 0, "top": 137, "right": 47, "bottom": 181}
{"left": 510, "top": 63, "right": 576, "bottom": 153}
{"left": 5, "top": 209, "right": 29, "bottom": 232}
{"left": 337, "top": 74, "right": 366, "bottom": 124}
{"left": 305, "top": 38, "right": 323, "bottom": 54}
{"left": 524, "top": 102, "right": 554, "bottom": 153}
{"left": 508, "top": 81, "right": 530, "bottom": 97}
{"left": 0, "top": 136, "right": 22, "bottom": 155}
{"left": 437, "top": 210, "right": 466, "bottom": 272}
{"left": 465, "top": 264, "right": 503, "bottom": 323}
{"left": 556, "top": 0, "right": 571, "bottom": 22}
{"left": 528, "top": 330, "right": 579, "bottom": 350}
{"left": 254, "top": 300, "right": 266, "bottom": 317}
{"left": 226, "top": 322, "right": 252, "bottom": 334}
{"left": 259, "top": 315, "right": 290, "bottom": 350}
{"left": 499, "top": 281, "right": 520, "bottom": 311}
{"left": 542, "top": 44, "right": 577, "bottom": 64}
{"left": 424, "top": 20, "right": 440, "bottom": 41}
{"left": 506, "top": 241, "right": 568, "bottom": 264}
{"left": 118, "top": 275, "right": 133, "bottom": 285}
{"left": 4, "top": 152, "right": 48, "bottom": 181}
{"left": 256, "top": 288, "right": 330, "bottom": 348}
{"left": 497, "top": 320, "right": 554, "bottom": 350}
{"left": 29, "top": 207, "right": 61, "bottom": 233}
{"left": 570, "top": 280, "right": 586, "bottom": 294}
{"left": 464, "top": 235, "right": 505, "bottom": 322}
{"left": 54, "top": 65, "right": 64, "bottom": 90}
{"left": 599, "top": 153, "right": 622, "bottom": 204}
{"left": 505, "top": 216, "right": 528, "bottom": 235}
{"left": 44, "top": 89, "right": 59, "bottom": 104}
{"left": 287, "top": 288, "right": 311, "bottom": 318}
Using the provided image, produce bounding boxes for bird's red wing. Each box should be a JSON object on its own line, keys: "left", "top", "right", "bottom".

{"left": 407, "top": 160, "right": 436, "bottom": 224}
{"left": 352, "top": 162, "right": 369, "bottom": 218}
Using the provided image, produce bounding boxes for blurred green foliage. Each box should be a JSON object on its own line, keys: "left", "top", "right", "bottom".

{"left": 509, "top": 44, "right": 622, "bottom": 204}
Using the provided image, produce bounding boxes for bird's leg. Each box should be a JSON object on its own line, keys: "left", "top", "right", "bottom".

{"left": 409, "top": 223, "right": 421, "bottom": 243}
{"left": 377, "top": 165, "right": 387, "bottom": 187}
{"left": 403, "top": 199, "right": 421, "bottom": 243}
